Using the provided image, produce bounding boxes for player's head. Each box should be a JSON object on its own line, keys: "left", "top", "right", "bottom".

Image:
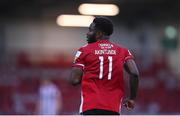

{"left": 41, "top": 78, "right": 52, "bottom": 85}
{"left": 86, "top": 16, "right": 113, "bottom": 43}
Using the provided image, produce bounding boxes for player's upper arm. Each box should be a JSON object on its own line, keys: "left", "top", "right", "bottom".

{"left": 124, "top": 59, "right": 139, "bottom": 78}
{"left": 70, "top": 46, "right": 87, "bottom": 85}
{"left": 70, "top": 48, "right": 85, "bottom": 85}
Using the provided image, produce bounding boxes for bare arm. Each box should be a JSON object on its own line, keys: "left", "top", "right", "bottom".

{"left": 124, "top": 59, "right": 139, "bottom": 100}
{"left": 69, "top": 67, "right": 83, "bottom": 85}
{"left": 123, "top": 59, "right": 139, "bottom": 110}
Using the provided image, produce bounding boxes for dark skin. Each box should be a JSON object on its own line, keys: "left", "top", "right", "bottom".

{"left": 70, "top": 22, "right": 139, "bottom": 111}
{"left": 86, "top": 23, "right": 105, "bottom": 43}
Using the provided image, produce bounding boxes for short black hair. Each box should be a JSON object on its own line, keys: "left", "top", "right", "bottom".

{"left": 93, "top": 16, "right": 113, "bottom": 36}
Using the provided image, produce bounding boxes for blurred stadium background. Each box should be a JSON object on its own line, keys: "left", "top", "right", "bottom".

{"left": 0, "top": 0, "right": 180, "bottom": 115}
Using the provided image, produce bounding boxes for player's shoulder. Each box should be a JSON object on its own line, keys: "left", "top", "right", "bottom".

{"left": 79, "top": 43, "right": 97, "bottom": 50}
{"left": 110, "top": 41, "right": 128, "bottom": 51}
{"left": 78, "top": 44, "right": 88, "bottom": 51}
{"left": 82, "top": 44, "right": 88, "bottom": 48}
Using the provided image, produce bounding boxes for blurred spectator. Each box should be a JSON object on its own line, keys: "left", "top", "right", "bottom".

{"left": 35, "top": 78, "right": 62, "bottom": 115}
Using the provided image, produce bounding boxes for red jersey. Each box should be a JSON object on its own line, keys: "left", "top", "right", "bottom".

{"left": 72, "top": 39, "right": 134, "bottom": 113}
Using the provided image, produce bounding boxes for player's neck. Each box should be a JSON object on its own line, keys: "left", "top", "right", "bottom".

{"left": 98, "top": 35, "right": 110, "bottom": 40}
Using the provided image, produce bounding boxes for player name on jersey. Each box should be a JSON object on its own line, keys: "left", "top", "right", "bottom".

{"left": 95, "top": 49, "right": 116, "bottom": 55}
{"left": 99, "top": 43, "right": 114, "bottom": 49}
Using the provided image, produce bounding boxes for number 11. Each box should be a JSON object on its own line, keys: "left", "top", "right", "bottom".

{"left": 99, "top": 56, "right": 113, "bottom": 80}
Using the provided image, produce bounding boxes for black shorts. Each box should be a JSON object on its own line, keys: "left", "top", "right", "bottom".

{"left": 81, "top": 109, "right": 120, "bottom": 115}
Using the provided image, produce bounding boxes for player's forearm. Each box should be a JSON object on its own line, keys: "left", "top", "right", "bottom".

{"left": 70, "top": 76, "right": 81, "bottom": 85}
{"left": 129, "top": 74, "right": 139, "bottom": 100}
{"left": 70, "top": 67, "right": 83, "bottom": 85}
{"left": 70, "top": 73, "right": 81, "bottom": 85}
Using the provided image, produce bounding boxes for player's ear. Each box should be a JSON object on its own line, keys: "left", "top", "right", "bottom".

{"left": 96, "top": 31, "right": 103, "bottom": 38}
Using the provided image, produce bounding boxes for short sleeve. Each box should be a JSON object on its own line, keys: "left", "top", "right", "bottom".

{"left": 124, "top": 49, "right": 134, "bottom": 62}
{"left": 72, "top": 47, "right": 86, "bottom": 70}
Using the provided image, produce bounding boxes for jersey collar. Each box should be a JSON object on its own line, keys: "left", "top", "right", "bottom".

{"left": 97, "top": 39, "right": 109, "bottom": 42}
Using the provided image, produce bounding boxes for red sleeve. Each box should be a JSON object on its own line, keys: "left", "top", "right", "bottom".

{"left": 124, "top": 49, "right": 134, "bottom": 62}
{"left": 72, "top": 47, "right": 86, "bottom": 70}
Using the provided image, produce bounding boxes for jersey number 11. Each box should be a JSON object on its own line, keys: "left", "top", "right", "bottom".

{"left": 99, "top": 56, "right": 112, "bottom": 80}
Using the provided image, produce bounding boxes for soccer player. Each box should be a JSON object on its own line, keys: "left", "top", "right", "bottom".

{"left": 70, "top": 17, "right": 139, "bottom": 115}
